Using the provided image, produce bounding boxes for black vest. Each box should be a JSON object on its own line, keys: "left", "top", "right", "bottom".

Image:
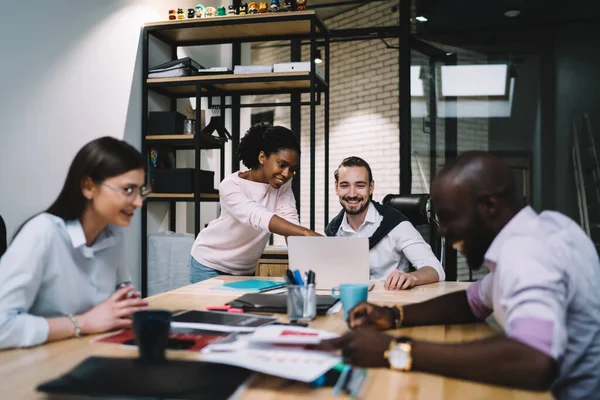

{"left": 324, "top": 201, "right": 408, "bottom": 249}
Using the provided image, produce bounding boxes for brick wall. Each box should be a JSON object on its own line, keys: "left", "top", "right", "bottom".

{"left": 251, "top": 2, "right": 490, "bottom": 281}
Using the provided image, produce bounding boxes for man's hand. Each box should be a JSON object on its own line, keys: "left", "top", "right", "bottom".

{"left": 314, "top": 329, "right": 394, "bottom": 368}
{"left": 385, "top": 270, "right": 417, "bottom": 290}
{"left": 79, "top": 286, "right": 148, "bottom": 334}
{"left": 347, "top": 301, "right": 395, "bottom": 330}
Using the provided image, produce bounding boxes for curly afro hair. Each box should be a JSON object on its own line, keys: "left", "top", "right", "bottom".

{"left": 237, "top": 123, "right": 300, "bottom": 169}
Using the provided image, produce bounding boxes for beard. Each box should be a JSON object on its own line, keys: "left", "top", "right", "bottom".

{"left": 341, "top": 196, "right": 370, "bottom": 215}
{"left": 463, "top": 213, "right": 496, "bottom": 271}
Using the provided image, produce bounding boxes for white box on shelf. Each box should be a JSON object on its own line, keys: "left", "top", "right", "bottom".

{"left": 233, "top": 65, "right": 273, "bottom": 74}
{"left": 273, "top": 62, "right": 324, "bottom": 80}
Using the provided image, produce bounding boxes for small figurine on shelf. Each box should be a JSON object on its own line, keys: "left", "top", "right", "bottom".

{"left": 283, "top": 0, "right": 293, "bottom": 11}
{"left": 168, "top": 9, "right": 176, "bottom": 20}
{"left": 227, "top": 5, "right": 236, "bottom": 15}
{"left": 296, "top": 0, "right": 307, "bottom": 11}
{"left": 195, "top": 4, "right": 206, "bottom": 18}
{"left": 259, "top": 2, "right": 268, "bottom": 13}
{"left": 216, "top": 5, "right": 227, "bottom": 16}
{"left": 187, "top": 8, "right": 195, "bottom": 18}
{"left": 177, "top": 8, "right": 185, "bottom": 19}
{"left": 238, "top": 3, "right": 248, "bottom": 14}
{"left": 270, "top": 0, "right": 280, "bottom": 12}
{"left": 205, "top": 6, "right": 217, "bottom": 16}
{"left": 248, "top": 2, "right": 259, "bottom": 14}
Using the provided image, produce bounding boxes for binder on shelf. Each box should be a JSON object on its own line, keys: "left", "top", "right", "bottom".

{"left": 196, "top": 67, "right": 233, "bottom": 75}
{"left": 148, "top": 57, "right": 204, "bottom": 78}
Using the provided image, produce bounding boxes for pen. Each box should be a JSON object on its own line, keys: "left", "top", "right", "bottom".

{"left": 116, "top": 281, "right": 139, "bottom": 298}
{"left": 333, "top": 365, "right": 351, "bottom": 396}
{"left": 206, "top": 305, "right": 245, "bottom": 313}
{"left": 293, "top": 269, "right": 304, "bottom": 286}
{"left": 307, "top": 270, "right": 315, "bottom": 285}
{"left": 116, "top": 281, "right": 132, "bottom": 290}
{"left": 273, "top": 321, "right": 309, "bottom": 327}
{"left": 285, "top": 269, "right": 297, "bottom": 285}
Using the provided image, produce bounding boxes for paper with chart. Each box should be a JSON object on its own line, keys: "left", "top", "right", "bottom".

{"left": 199, "top": 326, "right": 341, "bottom": 382}
{"left": 200, "top": 346, "right": 341, "bottom": 382}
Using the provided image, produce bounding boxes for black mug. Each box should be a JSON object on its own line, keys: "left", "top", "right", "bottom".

{"left": 132, "top": 310, "right": 172, "bottom": 363}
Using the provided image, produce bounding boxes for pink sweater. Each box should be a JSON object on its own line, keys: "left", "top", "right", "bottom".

{"left": 190, "top": 171, "right": 299, "bottom": 275}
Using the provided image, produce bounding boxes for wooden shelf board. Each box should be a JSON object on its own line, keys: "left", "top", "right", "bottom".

{"left": 147, "top": 72, "right": 326, "bottom": 96}
{"left": 146, "top": 134, "right": 194, "bottom": 140}
{"left": 148, "top": 193, "right": 219, "bottom": 200}
{"left": 144, "top": 11, "right": 324, "bottom": 44}
{"left": 145, "top": 134, "right": 224, "bottom": 149}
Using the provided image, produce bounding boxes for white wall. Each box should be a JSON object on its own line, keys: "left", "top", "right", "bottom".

{"left": 0, "top": 0, "right": 227, "bottom": 289}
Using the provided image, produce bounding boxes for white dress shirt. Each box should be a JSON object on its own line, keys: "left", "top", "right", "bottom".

{"left": 334, "top": 203, "right": 444, "bottom": 281}
{"left": 466, "top": 206, "right": 600, "bottom": 399}
{"left": 0, "top": 213, "right": 130, "bottom": 349}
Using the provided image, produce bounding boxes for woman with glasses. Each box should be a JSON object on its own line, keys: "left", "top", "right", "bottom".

{"left": 0, "top": 137, "right": 150, "bottom": 350}
{"left": 189, "top": 123, "right": 321, "bottom": 283}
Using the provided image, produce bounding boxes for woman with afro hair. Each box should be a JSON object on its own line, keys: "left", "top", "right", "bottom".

{"left": 189, "top": 123, "right": 320, "bottom": 282}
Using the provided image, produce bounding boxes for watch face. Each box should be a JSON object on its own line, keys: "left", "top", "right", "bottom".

{"left": 389, "top": 346, "right": 410, "bottom": 369}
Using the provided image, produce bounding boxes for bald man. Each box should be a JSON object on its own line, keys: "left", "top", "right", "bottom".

{"left": 315, "top": 152, "right": 600, "bottom": 399}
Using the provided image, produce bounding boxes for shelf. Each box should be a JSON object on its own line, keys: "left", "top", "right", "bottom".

{"left": 144, "top": 11, "right": 327, "bottom": 46}
{"left": 147, "top": 193, "right": 220, "bottom": 202}
{"left": 147, "top": 71, "right": 327, "bottom": 97}
{"left": 145, "top": 134, "right": 224, "bottom": 149}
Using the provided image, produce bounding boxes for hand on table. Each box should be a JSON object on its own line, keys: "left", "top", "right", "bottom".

{"left": 347, "top": 302, "right": 396, "bottom": 330}
{"left": 312, "top": 329, "right": 394, "bottom": 368}
{"left": 78, "top": 286, "right": 148, "bottom": 334}
{"left": 385, "top": 270, "right": 416, "bottom": 290}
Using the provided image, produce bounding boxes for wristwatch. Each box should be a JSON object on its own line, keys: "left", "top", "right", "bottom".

{"left": 384, "top": 336, "right": 413, "bottom": 371}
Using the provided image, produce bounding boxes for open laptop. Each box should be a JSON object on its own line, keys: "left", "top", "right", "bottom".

{"left": 287, "top": 237, "right": 373, "bottom": 290}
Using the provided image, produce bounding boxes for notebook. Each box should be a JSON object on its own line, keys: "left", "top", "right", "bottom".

{"left": 211, "top": 279, "right": 286, "bottom": 293}
{"left": 228, "top": 293, "right": 339, "bottom": 315}
{"left": 37, "top": 357, "right": 252, "bottom": 400}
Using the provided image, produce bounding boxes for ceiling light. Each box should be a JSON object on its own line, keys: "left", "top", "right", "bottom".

{"left": 315, "top": 49, "right": 323, "bottom": 65}
{"left": 504, "top": 9, "right": 521, "bottom": 18}
{"left": 416, "top": 15, "right": 428, "bottom": 22}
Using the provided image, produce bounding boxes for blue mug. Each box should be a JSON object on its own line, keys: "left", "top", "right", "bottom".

{"left": 331, "top": 283, "right": 369, "bottom": 320}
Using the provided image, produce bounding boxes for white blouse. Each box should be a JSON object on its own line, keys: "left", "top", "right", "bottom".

{"left": 0, "top": 213, "right": 129, "bottom": 349}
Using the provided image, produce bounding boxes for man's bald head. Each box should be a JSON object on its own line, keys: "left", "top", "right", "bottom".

{"left": 432, "top": 151, "right": 523, "bottom": 271}
{"left": 436, "top": 151, "right": 521, "bottom": 211}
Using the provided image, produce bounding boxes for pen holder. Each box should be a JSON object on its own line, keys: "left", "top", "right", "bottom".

{"left": 287, "top": 285, "right": 316, "bottom": 322}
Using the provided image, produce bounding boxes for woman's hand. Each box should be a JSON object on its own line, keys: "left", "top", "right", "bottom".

{"left": 78, "top": 286, "right": 148, "bottom": 334}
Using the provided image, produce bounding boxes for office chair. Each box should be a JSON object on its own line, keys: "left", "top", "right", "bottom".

{"left": 382, "top": 193, "right": 445, "bottom": 271}
{"left": 0, "top": 214, "right": 7, "bottom": 259}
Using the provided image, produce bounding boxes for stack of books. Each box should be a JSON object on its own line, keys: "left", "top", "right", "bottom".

{"left": 148, "top": 58, "right": 233, "bottom": 78}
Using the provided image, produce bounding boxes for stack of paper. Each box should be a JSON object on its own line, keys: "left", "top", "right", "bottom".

{"left": 200, "top": 325, "right": 341, "bottom": 382}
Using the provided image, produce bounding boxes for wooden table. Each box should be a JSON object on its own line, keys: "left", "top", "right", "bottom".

{"left": 0, "top": 277, "right": 551, "bottom": 399}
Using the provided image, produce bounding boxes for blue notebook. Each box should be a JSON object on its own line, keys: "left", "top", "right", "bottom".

{"left": 211, "top": 280, "right": 286, "bottom": 293}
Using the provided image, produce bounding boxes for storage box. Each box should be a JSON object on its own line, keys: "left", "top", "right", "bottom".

{"left": 148, "top": 112, "right": 186, "bottom": 135}
{"left": 233, "top": 65, "right": 273, "bottom": 74}
{"left": 152, "top": 169, "right": 216, "bottom": 193}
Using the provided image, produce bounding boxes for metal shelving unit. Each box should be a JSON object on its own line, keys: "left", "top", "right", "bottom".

{"left": 141, "top": 11, "right": 330, "bottom": 296}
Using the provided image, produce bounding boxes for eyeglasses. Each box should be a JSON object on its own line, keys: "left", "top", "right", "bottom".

{"left": 102, "top": 182, "right": 152, "bottom": 201}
